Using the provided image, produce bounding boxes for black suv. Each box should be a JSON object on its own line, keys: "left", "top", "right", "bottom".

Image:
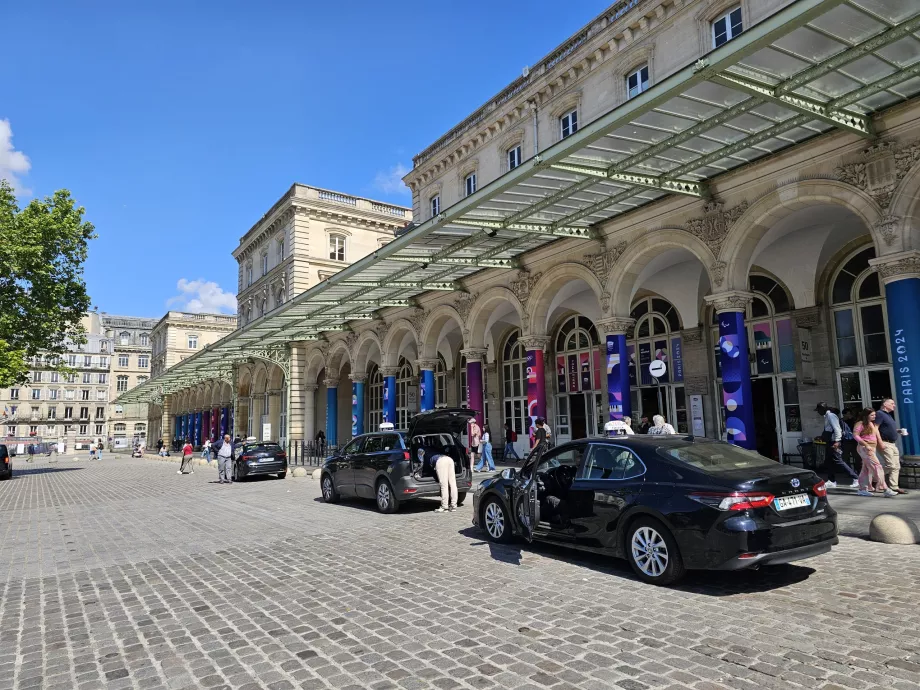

{"left": 320, "top": 408, "right": 474, "bottom": 513}
{"left": 0, "top": 444, "right": 11, "bottom": 480}
{"left": 232, "top": 441, "right": 288, "bottom": 481}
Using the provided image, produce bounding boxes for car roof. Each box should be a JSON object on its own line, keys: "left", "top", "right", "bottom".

{"left": 566, "top": 435, "right": 704, "bottom": 449}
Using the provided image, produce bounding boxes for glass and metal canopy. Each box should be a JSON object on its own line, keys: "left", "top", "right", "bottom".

{"left": 118, "top": 0, "right": 920, "bottom": 405}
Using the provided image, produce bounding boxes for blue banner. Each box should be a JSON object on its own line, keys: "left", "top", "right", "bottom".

{"left": 383, "top": 375, "right": 396, "bottom": 425}
{"left": 352, "top": 381, "right": 365, "bottom": 437}
{"left": 606, "top": 334, "right": 630, "bottom": 420}
{"left": 671, "top": 337, "right": 683, "bottom": 382}
{"left": 326, "top": 386, "right": 338, "bottom": 445}
{"left": 885, "top": 278, "right": 920, "bottom": 456}
{"left": 420, "top": 369, "right": 435, "bottom": 412}
{"left": 718, "top": 310, "right": 756, "bottom": 450}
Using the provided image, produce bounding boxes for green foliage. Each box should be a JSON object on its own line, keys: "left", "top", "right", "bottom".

{"left": 0, "top": 178, "right": 95, "bottom": 387}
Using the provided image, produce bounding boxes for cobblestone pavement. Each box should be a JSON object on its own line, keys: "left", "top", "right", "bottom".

{"left": 1, "top": 456, "right": 919, "bottom": 690}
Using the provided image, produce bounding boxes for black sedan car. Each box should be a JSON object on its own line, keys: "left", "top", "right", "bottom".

{"left": 232, "top": 441, "right": 288, "bottom": 481}
{"left": 473, "top": 436, "right": 838, "bottom": 585}
{"left": 0, "top": 444, "right": 12, "bottom": 480}
{"left": 320, "top": 408, "right": 474, "bottom": 513}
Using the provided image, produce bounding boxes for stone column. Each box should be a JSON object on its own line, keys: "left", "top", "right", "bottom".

{"left": 381, "top": 366, "right": 398, "bottom": 425}
{"left": 324, "top": 377, "right": 339, "bottom": 445}
{"left": 520, "top": 337, "right": 550, "bottom": 445}
{"left": 599, "top": 317, "right": 635, "bottom": 421}
{"left": 705, "top": 291, "right": 756, "bottom": 450}
{"left": 350, "top": 373, "right": 366, "bottom": 436}
{"left": 871, "top": 251, "right": 920, "bottom": 457}
{"left": 460, "top": 349, "right": 487, "bottom": 425}
{"left": 417, "top": 359, "right": 438, "bottom": 412}
{"left": 679, "top": 327, "right": 714, "bottom": 438}
{"left": 288, "top": 343, "right": 306, "bottom": 443}
{"left": 304, "top": 384, "right": 318, "bottom": 442}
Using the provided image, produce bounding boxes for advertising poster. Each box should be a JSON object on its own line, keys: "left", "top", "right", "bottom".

{"left": 654, "top": 340, "right": 669, "bottom": 383}
{"left": 639, "top": 343, "right": 652, "bottom": 386}
{"left": 557, "top": 355, "right": 567, "bottom": 392}
{"left": 606, "top": 334, "right": 629, "bottom": 420}
{"left": 580, "top": 352, "right": 591, "bottom": 391}
{"left": 568, "top": 354, "right": 579, "bottom": 393}
{"left": 526, "top": 349, "right": 545, "bottom": 447}
{"left": 753, "top": 322, "right": 774, "bottom": 375}
{"left": 885, "top": 278, "right": 920, "bottom": 456}
{"left": 718, "top": 310, "right": 755, "bottom": 450}
{"left": 628, "top": 344, "right": 637, "bottom": 387}
{"left": 671, "top": 337, "right": 684, "bottom": 382}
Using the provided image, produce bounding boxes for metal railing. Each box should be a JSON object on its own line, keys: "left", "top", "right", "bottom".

{"left": 286, "top": 440, "right": 341, "bottom": 467}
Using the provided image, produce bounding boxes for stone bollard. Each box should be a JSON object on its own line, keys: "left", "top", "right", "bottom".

{"left": 869, "top": 513, "right": 920, "bottom": 545}
{"left": 311, "top": 468, "right": 322, "bottom": 481}
{"left": 291, "top": 466, "right": 308, "bottom": 478}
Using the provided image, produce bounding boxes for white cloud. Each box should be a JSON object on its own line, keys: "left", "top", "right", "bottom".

{"left": 373, "top": 163, "right": 411, "bottom": 197}
{"left": 0, "top": 119, "right": 31, "bottom": 196}
{"left": 167, "top": 279, "right": 237, "bottom": 314}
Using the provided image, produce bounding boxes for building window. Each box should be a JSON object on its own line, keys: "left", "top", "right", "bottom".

{"left": 278, "top": 238, "right": 285, "bottom": 261}
{"left": 31, "top": 389, "right": 41, "bottom": 400}
{"left": 119, "top": 332, "right": 130, "bottom": 345}
{"left": 430, "top": 195, "right": 440, "bottom": 218}
{"left": 6, "top": 426, "right": 15, "bottom": 437}
{"left": 95, "top": 424, "right": 104, "bottom": 436}
{"left": 99, "top": 356, "right": 108, "bottom": 368}
{"left": 396, "top": 358, "right": 414, "bottom": 431}
{"left": 96, "top": 406, "right": 105, "bottom": 419}
{"left": 47, "top": 407, "right": 57, "bottom": 420}
{"left": 79, "top": 407, "right": 89, "bottom": 420}
{"left": 84, "top": 355, "right": 92, "bottom": 367}
{"left": 188, "top": 335, "right": 198, "bottom": 349}
{"left": 713, "top": 6, "right": 743, "bottom": 48}
{"left": 81, "top": 389, "right": 90, "bottom": 401}
{"left": 561, "top": 109, "right": 578, "bottom": 139}
{"left": 507, "top": 145, "right": 522, "bottom": 170}
{"left": 100, "top": 341, "right": 108, "bottom": 352}
{"left": 64, "top": 389, "right": 74, "bottom": 401}
{"left": 435, "top": 355, "right": 447, "bottom": 408}
{"left": 29, "top": 425, "right": 37, "bottom": 436}
{"left": 118, "top": 355, "right": 129, "bottom": 367}
{"left": 67, "top": 354, "right": 77, "bottom": 367}
{"left": 83, "top": 372, "right": 91, "bottom": 384}
{"left": 261, "top": 252, "right": 269, "bottom": 276}
{"left": 366, "top": 365, "right": 382, "bottom": 431}
{"left": 329, "top": 234, "right": 346, "bottom": 262}
{"left": 114, "top": 423, "right": 126, "bottom": 433}
{"left": 49, "top": 389, "right": 58, "bottom": 400}
{"left": 137, "top": 376, "right": 147, "bottom": 385}
{"left": 627, "top": 65, "right": 649, "bottom": 99}
{"left": 138, "top": 356, "right": 148, "bottom": 368}
{"left": 246, "top": 263, "right": 253, "bottom": 287}
{"left": 32, "top": 371, "right": 42, "bottom": 383}
{"left": 64, "top": 406, "right": 73, "bottom": 419}
{"left": 9, "top": 388, "right": 18, "bottom": 400}
{"left": 96, "top": 389, "right": 106, "bottom": 401}
{"left": 503, "top": 331, "right": 528, "bottom": 440}
{"left": 139, "top": 333, "right": 148, "bottom": 346}
{"left": 554, "top": 315, "right": 605, "bottom": 441}
{"left": 50, "top": 372, "right": 59, "bottom": 383}
{"left": 97, "top": 373, "right": 107, "bottom": 384}
{"left": 464, "top": 173, "right": 477, "bottom": 197}
{"left": 117, "top": 376, "right": 129, "bottom": 392}
{"left": 79, "top": 424, "right": 88, "bottom": 435}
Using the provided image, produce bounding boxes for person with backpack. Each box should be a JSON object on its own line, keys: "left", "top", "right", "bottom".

{"left": 503, "top": 421, "right": 520, "bottom": 462}
{"left": 815, "top": 402, "right": 859, "bottom": 489}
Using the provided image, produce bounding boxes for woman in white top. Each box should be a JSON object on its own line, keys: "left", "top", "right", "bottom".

{"left": 646, "top": 414, "right": 676, "bottom": 435}
{"left": 474, "top": 424, "right": 495, "bottom": 472}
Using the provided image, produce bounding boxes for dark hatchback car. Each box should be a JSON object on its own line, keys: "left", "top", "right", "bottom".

{"left": 320, "top": 408, "right": 474, "bottom": 513}
{"left": 232, "top": 441, "right": 288, "bottom": 481}
{"left": 473, "top": 436, "right": 838, "bottom": 585}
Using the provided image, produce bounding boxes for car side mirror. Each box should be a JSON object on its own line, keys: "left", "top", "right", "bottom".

{"left": 501, "top": 468, "right": 516, "bottom": 480}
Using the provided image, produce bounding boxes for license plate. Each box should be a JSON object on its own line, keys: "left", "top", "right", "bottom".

{"left": 258, "top": 457, "right": 275, "bottom": 463}
{"left": 774, "top": 494, "right": 810, "bottom": 511}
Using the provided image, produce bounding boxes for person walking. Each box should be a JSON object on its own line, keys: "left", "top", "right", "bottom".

{"left": 315, "top": 429, "right": 326, "bottom": 453}
{"left": 27, "top": 443, "right": 34, "bottom": 463}
{"left": 179, "top": 439, "right": 194, "bottom": 475}
{"left": 815, "top": 403, "right": 859, "bottom": 489}
{"left": 214, "top": 434, "right": 234, "bottom": 484}
{"left": 96, "top": 439, "right": 104, "bottom": 462}
{"left": 89, "top": 440, "right": 97, "bottom": 461}
{"left": 852, "top": 408, "right": 897, "bottom": 498}
{"left": 475, "top": 424, "right": 495, "bottom": 472}
{"left": 503, "top": 421, "right": 520, "bottom": 462}
{"left": 156, "top": 438, "right": 163, "bottom": 454}
{"left": 201, "top": 438, "right": 212, "bottom": 464}
{"left": 468, "top": 418, "right": 482, "bottom": 470}
{"left": 432, "top": 450, "right": 458, "bottom": 513}
{"left": 646, "top": 414, "right": 676, "bottom": 435}
{"left": 876, "top": 398, "right": 908, "bottom": 494}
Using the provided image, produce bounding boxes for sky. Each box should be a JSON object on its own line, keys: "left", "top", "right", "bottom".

{"left": 3, "top": 0, "right": 611, "bottom": 318}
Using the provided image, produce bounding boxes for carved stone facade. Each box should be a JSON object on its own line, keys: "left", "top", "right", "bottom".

{"left": 683, "top": 201, "right": 749, "bottom": 259}
{"left": 703, "top": 291, "right": 754, "bottom": 313}
{"left": 834, "top": 139, "right": 920, "bottom": 209}
{"left": 509, "top": 271, "right": 542, "bottom": 307}
{"left": 869, "top": 251, "right": 920, "bottom": 284}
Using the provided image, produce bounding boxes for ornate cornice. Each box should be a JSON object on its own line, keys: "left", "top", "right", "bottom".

{"left": 460, "top": 348, "right": 488, "bottom": 363}
{"left": 519, "top": 335, "right": 550, "bottom": 351}
{"left": 793, "top": 307, "right": 822, "bottom": 329}
{"left": 869, "top": 251, "right": 920, "bottom": 284}
{"left": 834, "top": 138, "right": 920, "bottom": 209}
{"left": 416, "top": 358, "right": 439, "bottom": 371}
{"left": 323, "top": 377, "right": 340, "bottom": 388}
{"left": 704, "top": 290, "right": 754, "bottom": 313}
{"left": 680, "top": 327, "right": 704, "bottom": 345}
{"left": 380, "top": 366, "right": 400, "bottom": 377}
{"left": 683, "top": 201, "right": 749, "bottom": 258}
{"left": 304, "top": 384, "right": 319, "bottom": 393}
{"left": 597, "top": 317, "right": 635, "bottom": 336}
{"left": 349, "top": 373, "right": 367, "bottom": 384}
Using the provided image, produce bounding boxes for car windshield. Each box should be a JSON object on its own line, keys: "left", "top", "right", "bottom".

{"left": 658, "top": 442, "right": 777, "bottom": 473}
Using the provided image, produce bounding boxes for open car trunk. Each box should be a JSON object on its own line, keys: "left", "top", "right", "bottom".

{"left": 406, "top": 408, "right": 476, "bottom": 482}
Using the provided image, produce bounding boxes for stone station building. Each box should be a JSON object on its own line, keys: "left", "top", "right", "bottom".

{"left": 118, "top": 0, "right": 920, "bottom": 469}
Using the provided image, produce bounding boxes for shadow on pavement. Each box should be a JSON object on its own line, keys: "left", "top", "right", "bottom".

{"left": 457, "top": 525, "right": 815, "bottom": 595}
{"left": 3, "top": 466, "right": 85, "bottom": 478}
{"left": 312, "top": 494, "right": 461, "bottom": 515}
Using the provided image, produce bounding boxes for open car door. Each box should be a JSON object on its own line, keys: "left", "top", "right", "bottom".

{"left": 512, "top": 450, "right": 541, "bottom": 543}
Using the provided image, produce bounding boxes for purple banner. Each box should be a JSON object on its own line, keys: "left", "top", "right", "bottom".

{"left": 606, "top": 334, "right": 630, "bottom": 420}
{"left": 718, "top": 310, "right": 756, "bottom": 450}
{"left": 526, "top": 349, "right": 546, "bottom": 447}
{"left": 466, "top": 360, "right": 483, "bottom": 426}
{"left": 671, "top": 337, "right": 684, "bottom": 382}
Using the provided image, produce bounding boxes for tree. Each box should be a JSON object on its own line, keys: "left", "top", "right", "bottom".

{"left": 0, "top": 178, "right": 95, "bottom": 387}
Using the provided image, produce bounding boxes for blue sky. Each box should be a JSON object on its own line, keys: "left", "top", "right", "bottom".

{"left": 3, "top": 0, "right": 610, "bottom": 318}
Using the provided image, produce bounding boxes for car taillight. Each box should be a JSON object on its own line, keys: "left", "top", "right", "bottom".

{"left": 812, "top": 480, "right": 827, "bottom": 498}
{"left": 403, "top": 451, "right": 410, "bottom": 461}
{"left": 689, "top": 491, "right": 775, "bottom": 511}
{"left": 278, "top": 452, "right": 286, "bottom": 459}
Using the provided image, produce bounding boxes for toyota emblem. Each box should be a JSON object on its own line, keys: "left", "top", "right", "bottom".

{"left": 790, "top": 478, "right": 800, "bottom": 488}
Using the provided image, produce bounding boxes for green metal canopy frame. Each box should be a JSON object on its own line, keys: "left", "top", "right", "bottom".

{"left": 118, "top": 0, "right": 920, "bottom": 406}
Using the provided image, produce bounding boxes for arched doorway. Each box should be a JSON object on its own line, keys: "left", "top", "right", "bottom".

{"left": 502, "top": 330, "right": 529, "bottom": 457}
{"left": 830, "top": 246, "right": 893, "bottom": 414}
{"left": 553, "top": 315, "right": 603, "bottom": 442}
{"left": 629, "top": 296, "right": 687, "bottom": 433}
{"left": 710, "top": 274, "right": 798, "bottom": 459}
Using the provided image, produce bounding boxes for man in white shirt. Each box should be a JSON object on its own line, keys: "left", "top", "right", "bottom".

{"left": 815, "top": 403, "right": 858, "bottom": 489}
{"left": 214, "top": 434, "right": 234, "bottom": 484}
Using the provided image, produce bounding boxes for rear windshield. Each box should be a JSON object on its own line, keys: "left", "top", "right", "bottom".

{"left": 243, "top": 443, "right": 282, "bottom": 452}
{"left": 657, "top": 442, "right": 776, "bottom": 473}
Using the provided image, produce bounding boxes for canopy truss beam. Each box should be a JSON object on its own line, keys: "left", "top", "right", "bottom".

{"left": 549, "top": 162, "right": 708, "bottom": 196}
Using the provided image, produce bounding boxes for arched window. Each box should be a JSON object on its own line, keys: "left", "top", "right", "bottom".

{"left": 435, "top": 355, "right": 447, "bottom": 408}
{"left": 553, "top": 315, "right": 602, "bottom": 441}
{"left": 396, "top": 358, "right": 413, "bottom": 430}
{"left": 134, "top": 423, "right": 146, "bottom": 431}
{"left": 502, "top": 330, "right": 529, "bottom": 445}
{"left": 119, "top": 331, "right": 130, "bottom": 345}
{"left": 630, "top": 296, "right": 687, "bottom": 433}
{"left": 457, "top": 354, "right": 468, "bottom": 408}
{"left": 830, "top": 246, "right": 892, "bottom": 414}
{"left": 366, "top": 365, "right": 383, "bottom": 430}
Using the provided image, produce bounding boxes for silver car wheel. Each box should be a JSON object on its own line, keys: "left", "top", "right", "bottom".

{"left": 377, "top": 483, "right": 391, "bottom": 510}
{"left": 630, "top": 526, "right": 669, "bottom": 578}
{"left": 484, "top": 501, "right": 505, "bottom": 539}
{"left": 322, "top": 477, "right": 334, "bottom": 500}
